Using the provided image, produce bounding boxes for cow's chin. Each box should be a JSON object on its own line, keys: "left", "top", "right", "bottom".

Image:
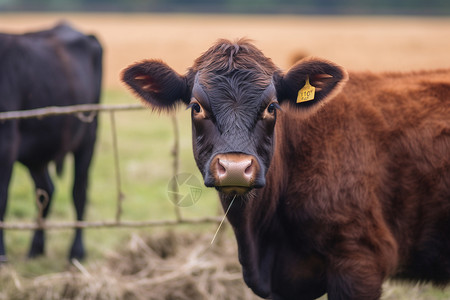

{"left": 216, "top": 186, "right": 252, "bottom": 195}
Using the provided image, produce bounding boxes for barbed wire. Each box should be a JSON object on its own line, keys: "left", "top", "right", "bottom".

{"left": 0, "top": 103, "right": 221, "bottom": 231}
{"left": 0, "top": 217, "right": 223, "bottom": 230}
{"left": 0, "top": 104, "right": 144, "bottom": 121}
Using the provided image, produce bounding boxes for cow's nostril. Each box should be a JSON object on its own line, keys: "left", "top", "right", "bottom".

{"left": 217, "top": 159, "right": 227, "bottom": 177}
{"left": 244, "top": 160, "right": 254, "bottom": 176}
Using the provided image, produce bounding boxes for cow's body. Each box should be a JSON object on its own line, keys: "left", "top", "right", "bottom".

{"left": 226, "top": 70, "right": 450, "bottom": 299}
{"left": 122, "top": 39, "right": 450, "bottom": 299}
{"left": 0, "top": 23, "right": 102, "bottom": 261}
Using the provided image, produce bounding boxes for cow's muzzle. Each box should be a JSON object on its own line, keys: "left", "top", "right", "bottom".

{"left": 207, "top": 153, "right": 262, "bottom": 195}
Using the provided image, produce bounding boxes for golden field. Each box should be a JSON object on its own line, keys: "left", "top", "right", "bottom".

{"left": 1, "top": 13, "right": 450, "bottom": 89}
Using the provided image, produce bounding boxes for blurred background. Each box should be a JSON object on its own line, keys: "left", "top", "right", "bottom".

{"left": 2, "top": 0, "right": 450, "bottom": 15}
{"left": 1, "top": 2, "right": 449, "bottom": 299}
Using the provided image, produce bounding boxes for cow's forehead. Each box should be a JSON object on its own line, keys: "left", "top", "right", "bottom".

{"left": 193, "top": 71, "right": 276, "bottom": 134}
{"left": 189, "top": 39, "right": 279, "bottom": 129}
{"left": 191, "top": 38, "right": 278, "bottom": 77}
{"left": 193, "top": 71, "right": 275, "bottom": 108}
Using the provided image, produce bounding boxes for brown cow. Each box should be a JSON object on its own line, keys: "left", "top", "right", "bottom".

{"left": 122, "top": 39, "right": 450, "bottom": 300}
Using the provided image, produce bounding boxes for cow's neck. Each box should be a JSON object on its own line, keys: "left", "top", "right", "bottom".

{"left": 217, "top": 110, "right": 299, "bottom": 298}
{"left": 218, "top": 188, "right": 280, "bottom": 298}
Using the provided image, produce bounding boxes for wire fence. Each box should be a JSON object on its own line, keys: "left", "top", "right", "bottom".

{"left": 0, "top": 104, "right": 222, "bottom": 231}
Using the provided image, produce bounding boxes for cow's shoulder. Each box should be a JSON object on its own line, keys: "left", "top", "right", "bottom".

{"left": 322, "top": 69, "right": 450, "bottom": 127}
{"left": 50, "top": 23, "right": 102, "bottom": 57}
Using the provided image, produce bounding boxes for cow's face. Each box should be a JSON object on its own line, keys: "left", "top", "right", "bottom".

{"left": 188, "top": 70, "right": 278, "bottom": 194}
{"left": 122, "top": 39, "right": 347, "bottom": 195}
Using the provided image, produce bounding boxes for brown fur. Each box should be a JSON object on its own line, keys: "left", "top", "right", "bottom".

{"left": 122, "top": 39, "right": 450, "bottom": 300}
{"left": 251, "top": 69, "right": 450, "bottom": 298}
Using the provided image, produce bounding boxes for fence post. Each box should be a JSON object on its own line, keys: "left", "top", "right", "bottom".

{"left": 110, "top": 111, "right": 125, "bottom": 223}
{"left": 170, "top": 113, "right": 182, "bottom": 221}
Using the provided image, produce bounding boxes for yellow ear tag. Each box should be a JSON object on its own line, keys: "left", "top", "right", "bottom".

{"left": 297, "top": 76, "right": 316, "bottom": 103}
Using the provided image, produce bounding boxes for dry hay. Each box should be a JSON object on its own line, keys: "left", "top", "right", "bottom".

{"left": 1, "top": 232, "right": 449, "bottom": 300}
{"left": 0, "top": 231, "right": 259, "bottom": 300}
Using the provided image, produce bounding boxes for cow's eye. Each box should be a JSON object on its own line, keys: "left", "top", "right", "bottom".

{"left": 188, "top": 100, "right": 206, "bottom": 119}
{"left": 262, "top": 101, "right": 279, "bottom": 119}
{"left": 192, "top": 103, "right": 201, "bottom": 113}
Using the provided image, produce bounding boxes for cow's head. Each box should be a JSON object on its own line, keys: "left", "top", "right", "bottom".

{"left": 122, "top": 39, "right": 347, "bottom": 195}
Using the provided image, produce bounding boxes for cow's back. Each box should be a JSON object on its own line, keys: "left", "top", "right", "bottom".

{"left": 17, "top": 23, "right": 102, "bottom": 109}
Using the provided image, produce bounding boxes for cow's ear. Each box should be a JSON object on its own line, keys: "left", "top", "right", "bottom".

{"left": 276, "top": 57, "right": 348, "bottom": 112}
{"left": 121, "top": 60, "right": 190, "bottom": 111}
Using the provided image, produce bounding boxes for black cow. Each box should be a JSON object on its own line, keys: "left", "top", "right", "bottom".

{"left": 0, "top": 22, "right": 102, "bottom": 261}
{"left": 122, "top": 39, "right": 450, "bottom": 299}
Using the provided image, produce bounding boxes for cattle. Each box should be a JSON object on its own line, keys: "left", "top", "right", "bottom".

{"left": 122, "top": 39, "right": 450, "bottom": 299}
{"left": 0, "top": 23, "right": 102, "bottom": 261}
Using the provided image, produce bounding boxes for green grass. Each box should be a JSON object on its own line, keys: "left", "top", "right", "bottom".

{"left": 5, "top": 88, "right": 220, "bottom": 274}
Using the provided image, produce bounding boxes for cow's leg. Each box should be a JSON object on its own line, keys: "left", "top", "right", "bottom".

{"left": 70, "top": 129, "right": 96, "bottom": 260}
{"left": 326, "top": 261, "right": 384, "bottom": 300}
{"left": 0, "top": 121, "right": 19, "bottom": 263}
{"left": 326, "top": 225, "right": 398, "bottom": 300}
{"left": 0, "top": 163, "right": 14, "bottom": 263}
{"left": 28, "top": 166, "right": 54, "bottom": 258}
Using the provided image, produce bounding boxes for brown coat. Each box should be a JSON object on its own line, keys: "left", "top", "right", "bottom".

{"left": 122, "top": 39, "right": 450, "bottom": 300}
{"left": 234, "top": 69, "right": 450, "bottom": 299}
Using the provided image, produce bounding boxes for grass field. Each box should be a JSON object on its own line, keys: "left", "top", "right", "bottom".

{"left": 1, "top": 13, "right": 450, "bottom": 299}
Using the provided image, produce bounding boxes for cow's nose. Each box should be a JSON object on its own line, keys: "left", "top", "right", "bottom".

{"left": 210, "top": 153, "right": 260, "bottom": 190}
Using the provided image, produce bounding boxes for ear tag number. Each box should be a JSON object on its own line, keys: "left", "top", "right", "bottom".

{"left": 297, "top": 76, "right": 315, "bottom": 103}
